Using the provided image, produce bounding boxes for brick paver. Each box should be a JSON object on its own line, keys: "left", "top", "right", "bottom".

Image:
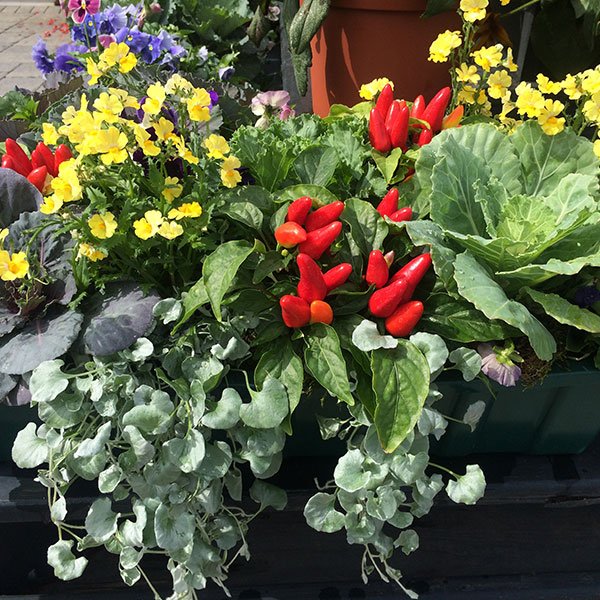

{"left": 0, "top": 1, "right": 70, "bottom": 96}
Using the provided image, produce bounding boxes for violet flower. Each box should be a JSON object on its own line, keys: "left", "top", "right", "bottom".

{"left": 98, "top": 34, "right": 116, "bottom": 48}
{"left": 32, "top": 39, "right": 55, "bottom": 75}
{"left": 54, "top": 44, "right": 85, "bottom": 72}
{"left": 68, "top": 0, "right": 101, "bottom": 24}
{"left": 71, "top": 17, "right": 97, "bottom": 46}
{"left": 96, "top": 4, "right": 128, "bottom": 34}
{"left": 218, "top": 66, "right": 235, "bottom": 81}
{"left": 478, "top": 343, "right": 522, "bottom": 387}
{"left": 574, "top": 285, "right": 600, "bottom": 308}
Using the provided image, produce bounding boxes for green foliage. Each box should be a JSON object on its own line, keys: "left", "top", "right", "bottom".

{"left": 412, "top": 121, "right": 600, "bottom": 357}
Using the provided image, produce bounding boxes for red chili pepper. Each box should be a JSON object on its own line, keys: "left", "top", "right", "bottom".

{"left": 298, "top": 221, "right": 342, "bottom": 260}
{"left": 389, "top": 207, "right": 413, "bottom": 223}
{"left": 374, "top": 83, "right": 394, "bottom": 119}
{"left": 403, "top": 169, "right": 415, "bottom": 183}
{"left": 1, "top": 155, "right": 15, "bottom": 170}
{"left": 30, "top": 149, "right": 46, "bottom": 171}
{"left": 4, "top": 139, "right": 32, "bottom": 176}
{"left": 386, "top": 101, "right": 409, "bottom": 150}
{"left": 365, "top": 250, "right": 389, "bottom": 289}
{"left": 389, "top": 253, "right": 432, "bottom": 300}
{"left": 286, "top": 196, "right": 313, "bottom": 226}
{"left": 421, "top": 86, "right": 452, "bottom": 134}
{"left": 309, "top": 300, "right": 334, "bottom": 325}
{"left": 304, "top": 201, "right": 344, "bottom": 232}
{"left": 26, "top": 166, "right": 48, "bottom": 193}
{"left": 383, "top": 250, "right": 395, "bottom": 267}
{"left": 323, "top": 263, "right": 352, "bottom": 291}
{"left": 376, "top": 188, "right": 398, "bottom": 218}
{"left": 280, "top": 295, "right": 311, "bottom": 328}
{"left": 368, "top": 278, "right": 410, "bottom": 318}
{"left": 385, "top": 300, "right": 424, "bottom": 337}
{"left": 442, "top": 104, "right": 464, "bottom": 130}
{"left": 297, "top": 253, "right": 328, "bottom": 303}
{"left": 36, "top": 142, "right": 58, "bottom": 177}
{"left": 369, "top": 108, "right": 391, "bottom": 153}
{"left": 417, "top": 129, "right": 433, "bottom": 147}
{"left": 410, "top": 95, "right": 425, "bottom": 120}
{"left": 275, "top": 222, "right": 307, "bottom": 248}
{"left": 54, "top": 144, "right": 73, "bottom": 170}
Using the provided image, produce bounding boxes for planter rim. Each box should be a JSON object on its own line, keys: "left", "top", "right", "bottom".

{"left": 330, "top": 0, "right": 430, "bottom": 12}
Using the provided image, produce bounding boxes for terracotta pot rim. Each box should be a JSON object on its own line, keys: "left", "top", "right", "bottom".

{"left": 330, "top": 0, "right": 431, "bottom": 12}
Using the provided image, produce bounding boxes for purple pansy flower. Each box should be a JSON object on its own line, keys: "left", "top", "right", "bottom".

{"left": 71, "top": 17, "right": 97, "bottom": 46}
{"left": 574, "top": 285, "right": 600, "bottom": 308}
{"left": 209, "top": 90, "right": 219, "bottom": 107}
{"left": 68, "top": 0, "right": 101, "bottom": 24}
{"left": 54, "top": 44, "right": 85, "bottom": 72}
{"left": 218, "top": 66, "right": 235, "bottom": 81}
{"left": 32, "top": 39, "right": 55, "bottom": 75}
{"left": 140, "top": 35, "right": 163, "bottom": 63}
{"left": 478, "top": 343, "right": 522, "bottom": 387}
{"left": 96, "top": 3, "right": 128, "bottom": 34}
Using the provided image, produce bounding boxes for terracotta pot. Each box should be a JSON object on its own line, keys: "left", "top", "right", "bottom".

{"left": 310, "top": 0, "right": 461, "bottom": 116}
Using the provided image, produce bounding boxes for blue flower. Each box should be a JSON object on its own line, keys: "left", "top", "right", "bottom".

{"left": 218, "top": 66, "right": 235, "bottom": 81}
{"left": 96, "top": 4, "right": 128, "bottom": 34}
{"left": 574, "top": 285, "right": 600, "bottom": 308}
{"left": 140, "top": 35, "right": 162, "bottom": 63}
{"left": 71, "top": 17, "right": 97, "bottom": 47}
{"left": 32, "top": 39, "right": 55, "bottom": 75}
{"left": 54, "top": 44, "right": 85, "bottom": 73}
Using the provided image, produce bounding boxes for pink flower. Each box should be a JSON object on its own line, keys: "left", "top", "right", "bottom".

{"left": 279, "top": 104, "right": 296, "bottom": 121}
{"left": 68, "top": 0, "right": 100, "bottom": 24}
{"left": 98, "top": 34, "right": 116, "bottom": 48}
{"left": 478, "top": 343, "right": 522, "bottom": 387}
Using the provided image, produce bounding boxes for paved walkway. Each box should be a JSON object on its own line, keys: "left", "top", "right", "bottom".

{"left": 0, "top": 1, "right": 70, "bottom": 95}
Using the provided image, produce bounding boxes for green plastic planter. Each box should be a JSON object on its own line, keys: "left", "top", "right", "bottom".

{"left": 432, "top": 362, "right": 600, "bottom": 456}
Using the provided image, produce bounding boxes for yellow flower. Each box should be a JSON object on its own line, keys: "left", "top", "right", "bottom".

{"left": 77, "top": 243, "right": 107, "bottom": 262}
{"left": 487, "top": 69, "right": 512, "bottom": 100}
{"left": 0, "top": 229, "right": 8, "bottom": 244}
{"left": 88, "top": 212, "right": 118, "bottom": 240}
{"left": 593, "top": 140, "right": 600, "bottom": 159}
{"left": 153, "top": 117, "right": 175, "bottom": 142}
{"left": 93, "top": 92, "right": 124, "bottom": 123}
{"left": 40, "top": 195, "right": 64, "bottom": 215}
{"left": 133, "top": 210, "right": 164, "bottom": 240}
{"left": 460, "top": 0, "right": 488, "bottom": 22}
{"left": 537, "top": 99, "right": 565, "bottom": 135}
{"left": 144, "top": 83, "right": 166, "bottom": 116}
{"left": 109, "top": 88, "right": 140, "bottom": 109}
{"left": 172, "top": 135, "right": 199, "bottom": 165}
{"left": 583, "top": 92, "right": 600, "bottom": 124}
{"left": 358, "top": 78, "right": 394, "bottom": 101}
{"left": 186, "top": 88, "right": 212, "bottom": 121}
{"left": 0, "top": 251, "right": 29, "bottom": 281}
{"left": 471, "top": 44, "right": 503, "bottom": 71}
{"left": 42, "top": 123, "right": 60, "bottom": 146}
{"left": 132, "top": 125, "right": 160, "bottom": 157}
{"left": 162, "top": 177, "right": 183, "bottom": 203}
{"left": 500, "top": 0, "right": 510, "bottom": 4}
{"left": 86, "top": 58, "right": 105, "bottom": 85}
{"left": 220, "top": 156, "right": 242, "bottom": 188}
{"left": 536, "top": 74, "right": 561, "bottom": 95}
{"left": 165, "top": 74, "right": 194, "bottom": 95}
{"left": 203, "top": 134, "right": 230, "bottom": 159}
{"left": 581, "top": 69, "right": 600, "bottom": 95}
{"left": 51, "top": 159, "right": 82, "bottom": 203}
{"left": 428, "top": 30, "right": 462, "bottom": 63}
{"left": 514, "top": 81, "right": 545, "bottom": 118}
{"left": 102, "top": 42, "right": 136, "bottom": 73}
{"left": 95, "top": 127, "right": 129, "bottom": 165}
{"left": 168, "top": 202, "right": 203, "bottom": 220}
{"left": 158, "top": 221, "right": 184, "bottom": 240}
{"left": 455, "top": 63, "right": 480, "bottom": 85}
{"left": 457, "top": 85, "right": 477, "bottom": 105}
{"left": 561, "top": 74, "right": 583, "bottom": 100}
{"left": 503, "top": 47, "right": 518, "bottom": 73}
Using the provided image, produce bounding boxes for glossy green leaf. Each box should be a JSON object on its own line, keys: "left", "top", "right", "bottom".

{"left": 304, "top": 323, "right": 354, "bottom": 405}
{"left": 372, "top": 341, "right": 430, "bottom": 453}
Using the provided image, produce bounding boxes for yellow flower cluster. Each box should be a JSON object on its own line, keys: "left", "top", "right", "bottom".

{"left": 87, "top": 42, "right": 137, "bottom": 85}
{"left": 35, "top": 73, "right": 243, "bottom": 262}
{"left": 428, "top": 30, "right": 462, "bottom": 63}
{"left": 460, "top": 0, "right": 488, "bottom": 23}
{"left": 359, "top": 78, "right": 394, "bottom": 101}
